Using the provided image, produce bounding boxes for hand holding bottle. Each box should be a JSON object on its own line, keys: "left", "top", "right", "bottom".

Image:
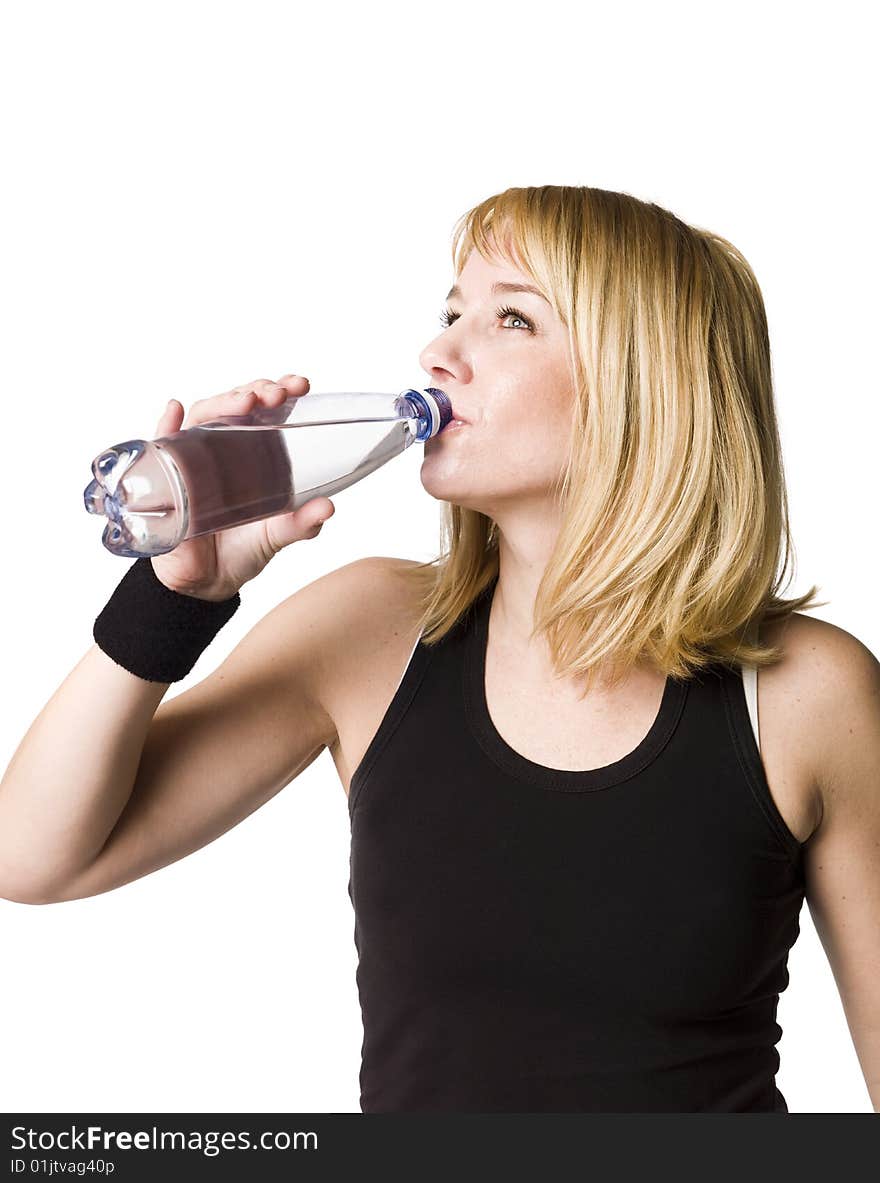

{"left": 150, "top": 375, "right": 335, "bottom": 602}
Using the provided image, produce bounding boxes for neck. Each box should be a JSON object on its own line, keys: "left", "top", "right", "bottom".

{"left": 491, "top": 519, "right": 557, "bottom": 650}
{"left": 489, "top": 521, "right": 657, "bottom": 694}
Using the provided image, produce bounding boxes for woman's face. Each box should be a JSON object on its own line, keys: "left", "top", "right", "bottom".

{"left": 418, "top": 244, "right": 575, "bottom": 518}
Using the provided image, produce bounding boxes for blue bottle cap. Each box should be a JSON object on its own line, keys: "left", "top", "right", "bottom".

{"left": 403, "top": 387, "right": 453, "bottom": 439}
{"left": 423, "top": 387, "right": 453, "bottom": 432}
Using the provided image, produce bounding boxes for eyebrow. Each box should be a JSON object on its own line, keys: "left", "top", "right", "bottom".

{"left": 445, "top": 281, "right": 551, "bottom": 306}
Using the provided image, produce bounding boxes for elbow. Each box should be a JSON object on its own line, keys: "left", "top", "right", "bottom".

{"left": 0, "top": 888, "right": 62, "bottom": 905}
{"left": 0, "top": 855, "right": 91, "bottom": 904}
{"left": 0, "top": 874, "right": 69, "bottom": 906}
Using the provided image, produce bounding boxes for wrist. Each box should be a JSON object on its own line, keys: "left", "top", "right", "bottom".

{"left": 94, "top": 558, "right": 241, "bottom": 683}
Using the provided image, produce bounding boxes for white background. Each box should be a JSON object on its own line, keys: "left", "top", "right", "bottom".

{"left": 1, "top": 0, "right": 876, "bottom": 1114}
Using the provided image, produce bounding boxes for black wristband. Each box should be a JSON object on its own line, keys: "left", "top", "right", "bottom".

{"left": 93, "top": 557, "right": 241, "bottom": 684}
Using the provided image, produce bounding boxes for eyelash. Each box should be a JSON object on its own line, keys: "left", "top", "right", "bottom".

{"left": 438, "top": 304, "right": 535, "bottom": 333}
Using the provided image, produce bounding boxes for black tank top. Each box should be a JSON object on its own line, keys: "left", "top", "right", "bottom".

{"left": 347, "top": 574, "right": 805, "bottom": 1113}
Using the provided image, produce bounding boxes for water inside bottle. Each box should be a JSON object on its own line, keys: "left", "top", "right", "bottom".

{"left": 165, "top": 416, "right": 417, "bottom": 539}
{"left": 162, "top": 424, "right": 294, "bottom": 538}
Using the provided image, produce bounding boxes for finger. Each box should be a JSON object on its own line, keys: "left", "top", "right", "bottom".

{"left": 265, "top": 497, "right": 335, "bottom": 554}
{"left": 181, "top": 375, "right": 310, "bottom": 431}
{"left": 249, "top": 378, "right": 284, "bottom": 398}
{"left": 296, "top": 496, "right": 334, "bottom": 531}
{"left": 309, "top": 497, "right": 334, "bottom": 523}
{"left": 186, "top": 377, "right": 295, "bottom": 428}
{"left": 184, "top": 386, "right": 257, "bottom": 428}
{"left": 277, "top": 374, "right": 310, "bottom": 395}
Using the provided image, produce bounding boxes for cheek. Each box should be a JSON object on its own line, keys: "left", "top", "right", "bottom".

{"left": 504, "top": 401, "right": 567, "bottom": 449}
{"left": 470, "top": 414, "right": 568, "bottom": 487}
{"left": 504, "top": 423, "right": 565, "bottom": 479}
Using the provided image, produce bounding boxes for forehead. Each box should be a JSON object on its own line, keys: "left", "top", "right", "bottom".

{"left": 457, "top": 245, "right": 532, "bottom": 287}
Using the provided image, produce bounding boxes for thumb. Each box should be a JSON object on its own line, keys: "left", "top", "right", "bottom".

{"left": 154, "top": 399, "right": 184, "bottom": 437}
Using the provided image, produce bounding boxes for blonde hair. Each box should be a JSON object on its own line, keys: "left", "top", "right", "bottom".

{"left": 401, "top": 185, "right": 826, "bottom": 696}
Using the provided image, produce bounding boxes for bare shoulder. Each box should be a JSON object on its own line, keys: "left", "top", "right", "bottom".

{"left": 759, "top": 611, "right": 880, "bottom": 832}
{"left": 305, "top": 554, "right": 425, "bottom": 696}
{"left": 305, "top": 556, "right": 428, "bottom": 796}
{"left": 308, "top": 557, "right": 428, "bottom": 798}
{"left": 761, "top": 610, "right": 878, "bottom": 692}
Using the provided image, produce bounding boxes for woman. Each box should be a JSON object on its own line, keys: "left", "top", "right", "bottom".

{"left": 1, "top": 186, "right": 878, "bottom": 1113}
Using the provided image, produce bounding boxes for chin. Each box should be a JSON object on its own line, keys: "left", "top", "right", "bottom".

{"left": 419, "top": 469, "right": 469, "bottom": 501}
{"left": 419, "top": 478, "right": 495, "bottom": 516}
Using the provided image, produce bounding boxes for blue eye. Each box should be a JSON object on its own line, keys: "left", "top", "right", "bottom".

{"left": 438, "top": 305, "right": 535, "bottom": 333}
{"left": 496, "top": 305, "right": 535, "bottom": 331}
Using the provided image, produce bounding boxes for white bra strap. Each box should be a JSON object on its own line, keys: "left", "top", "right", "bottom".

{"left": 741, "top": 620, "right": 761, "bottom": 754}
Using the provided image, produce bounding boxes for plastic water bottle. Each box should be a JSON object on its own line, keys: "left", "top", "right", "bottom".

{"left": 83, "top": 387, "right": 452, "bottom": 558}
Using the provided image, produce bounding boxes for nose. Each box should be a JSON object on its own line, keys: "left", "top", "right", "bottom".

{"left": 419, "top": 327, "right": 461, "bottom": 383}
{"left": 418, "top": 338, "right": 444, "bottom": 377}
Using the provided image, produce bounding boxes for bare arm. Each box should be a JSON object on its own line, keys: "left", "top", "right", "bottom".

{"left": 0, "top": 646, "right": 170, "bottom": 900}
{"left": 802, "top": 624, "right": 880, "bottom": 1112}
{"left": 0, "top": 557, "right": 396, "bottom": 905}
